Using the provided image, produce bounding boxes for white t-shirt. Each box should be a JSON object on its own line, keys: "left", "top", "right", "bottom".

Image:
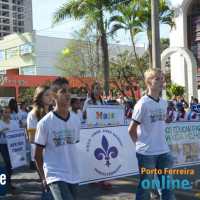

{"left": 10, "top": 111, "right": 21, "bottom": 127}
{"left": 35, "top": 111, "right": 81, "bottom": 185}
{"left": 19, "top": 109, "right": 28, "bottom": 127}
{"left": 83, "top": 97, "right": 103, "bottom": 111}
{"left": 27, "top": 110, "right": 38, "bottom": 131}
{"left": 0, "top": 120, "right": 19, "bottom": 144}
{"left": 132, "top": 94, "right": 169, "bottom": 155}
{"left": 69, "top": 109, "right": 82, "bottom": 122}
{"left": 188, "top": 111, "right": 199, "bottom": 121}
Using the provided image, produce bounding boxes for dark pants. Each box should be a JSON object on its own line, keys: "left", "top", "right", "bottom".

{"left": 0, "top": 144, "right": 12, "bottom": 184}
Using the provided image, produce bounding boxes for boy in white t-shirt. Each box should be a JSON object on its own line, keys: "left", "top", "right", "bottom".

{"left": 128, "top": 68, "right": 175, "bottom": 200}
{"left": 34, "top": 77, "right": 81, "bottom": 200}
{"left": 0, "top": 106, "right": 19, "bottom": 190}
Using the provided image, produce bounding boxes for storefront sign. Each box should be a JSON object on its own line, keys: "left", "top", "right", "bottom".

{"left": 86, "top": 105, "right": 125, "bottom": 127}
{"left": 20, "top": 42, "right": 35, "bottom": 56}
{"left": 5, "top": 46, "right": 19, "bottom": 60}
{"left": 0, "top": 50, "right": 5, "bottom": 62}
{"left": 0, "top": 75, "right": 26, "bottom": 86}
{"left": 5, "top": 129, "right": 27, "bottom": 169}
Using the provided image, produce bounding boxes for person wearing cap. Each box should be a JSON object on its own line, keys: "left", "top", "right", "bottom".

{"left": 188, "top": 103, "right": 199, "bottom": 121}
{"left": 125, "top": 101, "right": 134, "bottom": 119}
{"left": 174, "top": 102, "right": 188, "bottom": 121}
{"left": 167, "top": 101, "right": 175, "bottom": 121}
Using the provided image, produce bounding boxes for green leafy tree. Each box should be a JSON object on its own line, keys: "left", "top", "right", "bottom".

{"left": 133, "top": 0, "right": 174, "bottom": 66}
{"left": 52, "top": 0, "right": 124, "bottom": 96}
{"left": 18, "top": 87, "right": 36, "bottom": 104}
{"left": 54, "top": 31, "right": 102, "bottom": 90}
{"left": 167, "top": 83, "right": 185, "bottom": 98}
{"left": 108, "top": 1, "right": 144, "bottom": 80}
{"left": 110, "top": 50, "right": 149, "bottom": 104}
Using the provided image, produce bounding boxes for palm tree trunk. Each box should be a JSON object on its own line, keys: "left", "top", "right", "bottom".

{"left": 99, "top": 7, "right": 110, "bottom": 97}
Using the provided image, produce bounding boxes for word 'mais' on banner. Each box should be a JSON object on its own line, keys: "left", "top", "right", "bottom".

{"left": 86, "top": 105, "right": 125, "bottom": 128}
{"left": 5, "top": 128, "right": 28, "bottom": 169}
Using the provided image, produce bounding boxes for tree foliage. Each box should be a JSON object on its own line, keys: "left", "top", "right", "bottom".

{"left": 110, "top": 50, "right": 149, "bottom": 103}
{"left": 18, "top": 87, "right": 36, "bottom": 104}
{"left": 167, "top": 83, "right": 185, "bottom": 98}
{"left": 54, "top": 31, "right": 102, "bottom": 90}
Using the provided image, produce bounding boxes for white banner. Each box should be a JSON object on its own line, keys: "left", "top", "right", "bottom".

{"left": 78, "top": 122, "right": 200, "bottom": 184}
{"left": 86, "top": 105, "right": 125, "bottom": 128}
{"left": 78, "top": 126, "right": 138, "bottom": 184}
{"left": 165, "top": 122, "right": 200, "bottom": 167}
{"left": 5, "top": 129, "right": 28, "bottom": 169}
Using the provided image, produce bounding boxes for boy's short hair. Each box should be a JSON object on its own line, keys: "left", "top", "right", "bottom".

{"left": 71, "top": 98, "right": 78, "bottom": 105}
{"left": 1, "top": 106, "right": 10, "bottom": 113}
{"left": 51, "top": 77, "right": 69, "bottom": 93}
{"left": 144, "top": 68, "right": 163, "bottom": 83}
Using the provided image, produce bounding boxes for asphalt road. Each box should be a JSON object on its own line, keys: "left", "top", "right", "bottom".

{"left": 0, "top": 145, "right": 199, "bottom": 200}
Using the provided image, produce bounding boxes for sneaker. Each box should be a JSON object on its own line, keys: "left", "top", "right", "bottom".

{"left": 150, "top": 191, "right": 157, "bottom": 199}
{"left": 7, "top": 183, "right": 15, "bottom": 190}
{"left": 100, "top": 181, "right": 112, "bottom": 189}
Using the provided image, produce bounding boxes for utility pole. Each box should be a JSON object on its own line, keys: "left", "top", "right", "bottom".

{"left": 151, "top": 0, "right": 161, "bottom": 69}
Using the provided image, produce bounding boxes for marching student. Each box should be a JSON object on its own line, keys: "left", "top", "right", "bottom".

{"left": 34, "top": 77, "right": 81, "bottom": 200}
{"left": 125, "top": 101, "right": 134, "bottom": 119}
{"left": 69, "top": 98, "right": 83, "bottom": 122}
{"left": 26, "top": 85, "right": 54, "bottom": 199}
{"left": 174, "top": 102, "right": 188, "bottom": 121}
{"left": 167, "top": 101, "right": 175, "bottom": 121}
{"left": 128, "top": 68, "right": 175, "bottom": 200}
{"left": 83, "top": 82, "right": 112, "bottom": 188}
{"left": 19, "top": 101, "right": 29, "bottom": 128}
{"left": 188, "top": 103, "right": 199, "bottom": 121}
{"left": 8, "top": 98, "right": 22, "bottom": 128}
{"left": 0, "top": 106, "right": 19, "bottom": 190}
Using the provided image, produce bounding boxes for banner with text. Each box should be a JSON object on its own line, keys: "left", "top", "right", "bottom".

{"left": 78, "top": 126, "right": 138, "bottom": 184}
{"left": 86, "top": 105, "right": 125, "bottom": 128}
{"left": 78, "top": 122, "right": 200, "bottom": 184}
{"left": 6, "top": 129, "right": 27, "bottom": 169}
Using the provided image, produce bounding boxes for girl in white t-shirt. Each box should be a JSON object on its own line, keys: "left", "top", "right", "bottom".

{"left": 83, "top": 83, "right": 104, "bottom": 119}
{"left": 83, "top": 83, "right": 112, "bottom": 188}
{"left": 0, "top": 106, "right": 19, "bottom": 190}
{"left": 69, "top": 98, "right": 83, "bottom": 122}
{"left": 8, "top": 98, "right": 22, "bottom": 128}
{"left": 26, "top": 85, "right": 54, "bottom": 200}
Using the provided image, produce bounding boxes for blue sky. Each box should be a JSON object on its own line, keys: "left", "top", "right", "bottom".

{"left": 32, "top": 0, "right": 170, "bottom": 49}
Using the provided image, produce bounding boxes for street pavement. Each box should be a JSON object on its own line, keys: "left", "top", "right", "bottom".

{"left": 0, "top": 147, "right": 199, "bottom": 200}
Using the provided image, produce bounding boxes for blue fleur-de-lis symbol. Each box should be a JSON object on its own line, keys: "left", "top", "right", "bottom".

{"left": 94, "top": 135, "right": 118, "bottom": 167}
{"left": 20, "top": 156, "right": 25, "bottom": 161}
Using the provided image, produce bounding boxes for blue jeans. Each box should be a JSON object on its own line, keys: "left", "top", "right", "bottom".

{"left": 136, "top": 152, "right": 175, "bottom": 200}
{"left": 49, "top": 181, "right": 79, "bottom": 200}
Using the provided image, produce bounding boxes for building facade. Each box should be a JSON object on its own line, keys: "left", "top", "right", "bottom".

{"left": 0, "top": 31, "right": 145, "bottom": 76}
{"left": 0, "top": 0, "right": 32, "bottom": 39}
{"left": 170, "top": 0, "right": 200, "bottom": 99}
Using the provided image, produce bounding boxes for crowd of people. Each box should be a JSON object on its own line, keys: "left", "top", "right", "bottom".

{"left": 0, "top": 71, "right": 199, "bottom": 199}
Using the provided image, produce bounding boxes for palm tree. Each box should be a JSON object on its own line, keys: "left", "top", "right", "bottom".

{"left": 52, "top": 0, "right": 125, "bottom": 96}
{"left": 137, "top": 0, "right": 175, "bottom": 67}
{"left": 108, "top": 1, "right": 144, "bottom": 80}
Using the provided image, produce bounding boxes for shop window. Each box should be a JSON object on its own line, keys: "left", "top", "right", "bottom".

{"left": 20, "top": 66, "right": 35, "bottom": 75}
{"left": 0, "top": 70, "right": 6, "bottom": 74}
